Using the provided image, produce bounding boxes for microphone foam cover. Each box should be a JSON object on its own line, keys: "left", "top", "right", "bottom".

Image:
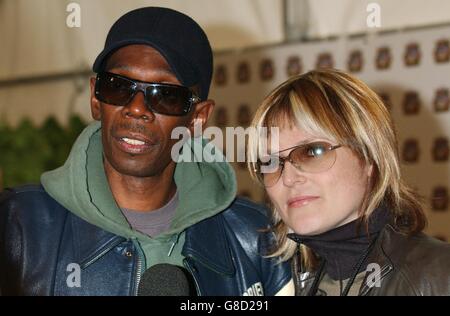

{"left": 137, "top": 263, "right": 191, "bottom": 296}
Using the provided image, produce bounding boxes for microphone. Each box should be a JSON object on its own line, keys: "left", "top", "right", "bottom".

{"left": 137, "top": 263, "right": 194, "bottom": 296}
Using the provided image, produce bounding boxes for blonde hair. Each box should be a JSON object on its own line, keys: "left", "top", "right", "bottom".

{"left": 247, "top": 69, "right": 426, "bottom": 267}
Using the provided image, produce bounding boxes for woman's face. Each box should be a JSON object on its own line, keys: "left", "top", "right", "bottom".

{"left": 265, "top": 125, "right": 372, "bottom": 236}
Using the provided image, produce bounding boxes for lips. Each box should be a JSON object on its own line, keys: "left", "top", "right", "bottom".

{"left": 287, "top": 196, "right": 319, "bottom": 208}
{"left": 122, "top": 138, "right": 146, "bottom": 146}
{"left": 113, "top": 132, "right": 158, "bottom": 154}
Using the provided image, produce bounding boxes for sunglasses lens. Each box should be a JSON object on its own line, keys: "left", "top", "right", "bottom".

{"left": 96, "top": 73, "right": 134, "bottom": 106}
{"left": 290, "top": 142, "right": 337, "bottom": 173}
{"left": 146, "top": 85, "right": 192, "bottom": 116}
{"left": 95, "top": 72, "right": 197, "bottom": 116}
{"left": 258, "top": 157, "right": 283, "bottom": 188}
{"left": 257, "top": 142, "right": 338, "bottom": 187}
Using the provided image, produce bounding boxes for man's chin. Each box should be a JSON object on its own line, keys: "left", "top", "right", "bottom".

{"left": 113, "top": 160, "right": 175, "bottom": 178}
{"left": 114, "top": 166, "right": 161, "bottom": 178}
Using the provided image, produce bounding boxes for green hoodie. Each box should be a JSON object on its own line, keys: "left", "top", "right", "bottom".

{"left": 41, "top": 121, "right": 237, "bottom": 269}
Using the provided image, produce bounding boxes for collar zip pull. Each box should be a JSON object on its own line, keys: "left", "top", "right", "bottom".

{"left": 167, "top": 233, "right": 181, "bottom": 257}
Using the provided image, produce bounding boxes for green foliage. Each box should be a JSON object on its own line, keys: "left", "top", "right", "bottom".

{"left": 0, "top": 116, "right": 87, "bottom": 188}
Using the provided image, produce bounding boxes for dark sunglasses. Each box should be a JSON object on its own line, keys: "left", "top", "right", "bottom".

{"left": 256, "top": 141, "right": 342, "bottom": 187}
{"left": 94, "top": 72, "right": 201, "bottom": 116}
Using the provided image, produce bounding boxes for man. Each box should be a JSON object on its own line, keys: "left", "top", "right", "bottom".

{"left": 0, "top": 7, "right": 292, "bottom": 295}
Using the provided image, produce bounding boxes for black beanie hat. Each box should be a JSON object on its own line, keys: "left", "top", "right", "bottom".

{"left": 92, "top": 7, "right": 213, "bottom": 100}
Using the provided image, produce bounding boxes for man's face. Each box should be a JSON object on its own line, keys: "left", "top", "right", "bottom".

{"left": 90, "top": 44, "right": 212, "bottom": 178}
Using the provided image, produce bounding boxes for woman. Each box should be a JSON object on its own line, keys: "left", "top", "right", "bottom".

{"left": 247, "top": 69, "right": 450, "bottom": 296}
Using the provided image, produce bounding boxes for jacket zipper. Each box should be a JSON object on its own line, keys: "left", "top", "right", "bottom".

{"left": 133, "top": 239, "right": 145, "bottom": 296}
{"left": 133, "top": 234, "right": 181, "bottom": 295}
{"left": 293, "top": 270, "right": 302, "bottom": 296}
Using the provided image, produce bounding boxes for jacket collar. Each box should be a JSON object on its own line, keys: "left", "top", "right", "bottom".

{"left": 292, "top": 224, "right": 396, "bottom": 296}
{"left": 183, "top": 212, "right": 236, "bottom": 276}
{"left": 358, "top": 224, "right": 396, "bottom": 295}
{"left": 71, "top": 206, "right": 236, "bottom": 276}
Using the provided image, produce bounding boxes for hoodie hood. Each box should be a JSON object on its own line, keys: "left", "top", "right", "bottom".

{"left": 41, "top": 121, "right": 237, "bottom": 242}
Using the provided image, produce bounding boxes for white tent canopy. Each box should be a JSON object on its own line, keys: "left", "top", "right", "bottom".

{"left": 0, "top": 0, "right": 285, "bottom": 81}
{"left": 2, "top": 0, "right": 450, "bottom": 80}
{"left": 1, "top": 0, "right": 449, "bottom": 125}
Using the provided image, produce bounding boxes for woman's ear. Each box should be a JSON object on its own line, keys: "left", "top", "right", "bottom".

{"left": 90, "top": 77, "right": 101, "bottom": 121}
{"left": 367, "top": 163, "right": 374, "bottom": 178}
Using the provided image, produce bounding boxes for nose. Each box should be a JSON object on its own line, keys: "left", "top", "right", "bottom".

{"left": 121, "top": 91, "right": 155, "bottom": 121}
{"left": 281, "top": 161, "right": 307, "bottom": 187}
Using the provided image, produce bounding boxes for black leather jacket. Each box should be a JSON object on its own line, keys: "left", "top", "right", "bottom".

{"left": 292, "top": 224, "right": 450, "bottom": 296}
{"left": 0, "top": 185, "right": 291, "bottom": 296}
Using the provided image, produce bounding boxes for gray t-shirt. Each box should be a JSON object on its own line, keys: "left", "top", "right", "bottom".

{"left": 121, "top": 191, "right": 179, "bottom": 237}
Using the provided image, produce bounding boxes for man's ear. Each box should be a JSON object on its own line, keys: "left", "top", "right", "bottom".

{"left": 90, "top": 77, "right": 101, "bottom": 121}
{"left": 188, "top": 99, "right": 215, "bottom": 136}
